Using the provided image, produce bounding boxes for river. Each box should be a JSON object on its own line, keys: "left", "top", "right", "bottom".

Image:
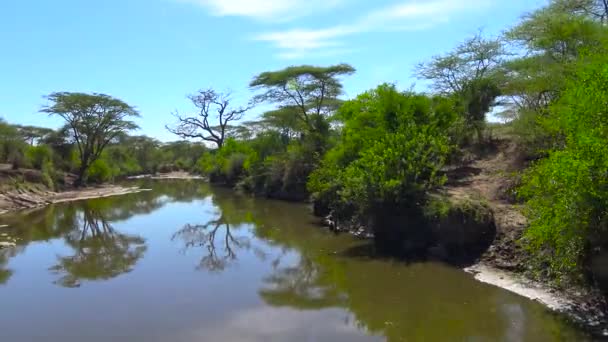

{"left": 0, "top": 180, "right": 588, "bottom": 341}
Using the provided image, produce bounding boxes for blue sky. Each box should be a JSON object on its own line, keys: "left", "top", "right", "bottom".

{"left": 0, "top": 0, "right": 545, "bottom": 141}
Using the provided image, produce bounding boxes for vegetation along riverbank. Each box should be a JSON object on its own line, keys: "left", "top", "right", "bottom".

{"left": 1, "top": 0, "right": 608, "bottom": 337}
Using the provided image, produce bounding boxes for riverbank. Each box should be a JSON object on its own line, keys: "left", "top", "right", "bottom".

{"left": 315, "top": 138, "right": 608, "bottom": 336}
{"left": 443, "top": 139, "right": 608, "bottom": 336}
{"left": 0, "top": 185, "right": 148, "bottom": 216}
{"left": 127, "top": 171, "right": 204, "bottom": 180}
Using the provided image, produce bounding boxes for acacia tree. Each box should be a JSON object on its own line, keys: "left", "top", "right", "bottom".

{"left": 41, "top": 92, "right": 139, "bottom": 186}
{"left": 166, "top": 89, "right": 252, "bottom": 149}
{"left": 502, "top": 1, "right": 607, "bottom": 113}
{"left": 416, "top": 33, "right": 505, "bottom": 142}
{"left": 250, "top": 64, "right": 356, "bottom": 136}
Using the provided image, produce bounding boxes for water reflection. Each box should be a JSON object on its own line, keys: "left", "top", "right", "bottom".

{"left": 49, "top": 203, "right": 147, "bottom": 287}
{"left": 260, "top": 256, "right": 345, "bottom": 310}
{"left": 201, "top": 190, "right": 585, "bottom": 341}
{"left": 0, "top": 180, "right": 211, "bottom": 287}
{"left": 0, "top": 246, "right": 20, "bottom": 285}
{"left": 0, "top": 180, "right": 590, "bottom": 341}
{"left": 173, "top": 213, "right": 251, "bottom": 272}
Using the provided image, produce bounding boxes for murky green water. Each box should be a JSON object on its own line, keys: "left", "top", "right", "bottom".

{"left": 0, "top": 180, "right": 588, "bottom": 341}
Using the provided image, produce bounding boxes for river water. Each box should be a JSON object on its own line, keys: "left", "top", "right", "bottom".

{"left": 0, "top": 180, "right": 588, "bottom": 341}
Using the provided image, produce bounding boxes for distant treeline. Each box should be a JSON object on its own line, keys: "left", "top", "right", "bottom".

{"left": 0, "top": 119, "right": 206, "bottom": 187}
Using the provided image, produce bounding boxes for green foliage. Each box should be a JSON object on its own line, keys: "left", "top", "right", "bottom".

{"left": 250, "top": 64, "right": 355, "bottom": 136}
{"left": 41, "top": 160, "right": 56, "bottom": 189}
{"left": 195, "top": 138, "right": 257, "bottom": 185}
{"left": 87, "top": 159, "right": 114, "bottom": 184}
{"left": 503, "top": 1, "right": 608, "bottom": 155}
{"left": 309, "top": 84, "right": 456, "bottom": 219}
{"left": 416, "top": 33, "right": 505, "bottom": 142}
{"left": 25, "top": 145, "right": 54, "bottom": 170}
{"left": 41, "top": 92, "right": 139, "bottom": 185}
{"left": 0, "top": 119, "right": 28, "bottom": 168}
{"left": 519, "top": 51, "right": 608, "bottom": 280}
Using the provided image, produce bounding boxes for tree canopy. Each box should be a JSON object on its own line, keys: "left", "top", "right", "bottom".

{"left": 250, "top": 64, "right": 355, "bottom": 135}
{"left": 41, "top": 92, "right": 139, "bottom": 185}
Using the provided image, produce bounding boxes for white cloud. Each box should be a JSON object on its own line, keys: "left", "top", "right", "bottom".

{"left": 179, "top": 0, "right": 344, "bottom": 21}
{"left": 254, "top": 0, "right": 493, "bottom": 59}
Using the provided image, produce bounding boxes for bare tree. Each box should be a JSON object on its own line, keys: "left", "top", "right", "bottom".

{"left": 166, "top": 89, "right": 252, "bottom": 149}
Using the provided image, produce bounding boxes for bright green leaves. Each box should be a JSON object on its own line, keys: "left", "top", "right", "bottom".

{"left": 519, "top": 51, "right": 608, "bottom": 280}
{"left": 308, "top": 84, "right": 456, "bottom": 218}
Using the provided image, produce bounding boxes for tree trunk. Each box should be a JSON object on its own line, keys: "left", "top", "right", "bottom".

{"left": 74, "top": 164, "right": 88, "bottom": 187}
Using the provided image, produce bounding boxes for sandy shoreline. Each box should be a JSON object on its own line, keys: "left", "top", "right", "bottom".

{"left": 465, "top": 262, "right": 608, "bottom": 337}
{"left": 0, "top": 185, "right": 149, "bottom": 215}
{"left": 127, "top": 171, "right": 204, "bottom": 180}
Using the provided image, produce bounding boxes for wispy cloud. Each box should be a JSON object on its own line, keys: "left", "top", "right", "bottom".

{"left": 179, "top": 0, "right": 344, "bottom": 21}
{"left": 254, "top": 0, "right": 492, "bottom": 59}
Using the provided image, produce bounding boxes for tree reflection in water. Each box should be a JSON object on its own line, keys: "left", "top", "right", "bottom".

{"left": 0, "top": 246, "right": 21, "bottom": 285}
{"left": 49, "top": 205, "right": 146, "bottom": 288}
{"left": 172, "top": 213, "right": 252, "bottom": 272}
{"left": 260, "top": 256, "right": 345, "bottom": 310}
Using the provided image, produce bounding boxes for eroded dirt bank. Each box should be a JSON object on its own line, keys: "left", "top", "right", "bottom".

{"left": 445, "top": 139, "right": 608, "bottom": 336}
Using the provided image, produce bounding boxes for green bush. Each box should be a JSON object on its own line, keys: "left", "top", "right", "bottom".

{"left": 41, "top": 160, "right": 56, "bottom": 189}
{"left": 223, "top": 153, "right": 247, "bottom": 184}
{"left": 25, "top": 145, "right": 54, "bottom": 170}
{"left": 309, "top": 84, "right": 456, "bottom": 220}
{"left": 87, "top": 159, "right": 114, "bottom": 183}
{"left": 519, "top": 52, "right": 608, "bottom": 281}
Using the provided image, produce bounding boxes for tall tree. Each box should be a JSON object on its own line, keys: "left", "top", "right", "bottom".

{"left": 415, "top": 33, "right": 505, "bottom": 142}
{"left": 250, "top": 64, "right": 355, "bottom": 135}
{"left": 503, "top": 1, "right": 608, "bottom": 113}
{"left": 166, "top": 89, "right": 251, "bottom": 149}
{"left": 41, "top": 92, "right": 139, "bottom": 186}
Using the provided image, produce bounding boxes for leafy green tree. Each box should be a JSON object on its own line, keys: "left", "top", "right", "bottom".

{"left": 0, "top": 119, "right": 28, "bottom": 168}
{"left": 166, "top": 89, "right": 252, "bottom": 149}
{"left": 503, "top": 1, "right": 608, "bottom": 113}
{"left": 40, "top": 92, "right": 139, "bottom": 186}
{"left": 309, "top": 84, "right": 457, "bottom": 223}
{"left": 416, "top": 33, "right": 505, "bottom": 142}
{"left": 250, "top": 64, "right": 355, "bottom": 138}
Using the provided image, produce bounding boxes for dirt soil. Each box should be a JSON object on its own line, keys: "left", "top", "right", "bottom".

{"left": 444, "top": 139, "right": 608, "bottom": 336}
{"left": 0, "top": 185, "right": 148, "bottom": 215}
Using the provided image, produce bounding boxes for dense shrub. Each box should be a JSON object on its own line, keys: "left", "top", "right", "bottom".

{"left": 25, "top": 145, "right": 54, "bottom": 170}
{"left": 309, "top": 84, "right": 458, "bottom": 221}
{"left": 519, "top": 52, "right": 608, "bottom": 281}
{"left": 87, "top": 159, "right": 114, "bottom": 183}
{"left": 195, "top": 138, "right": 257, "bottom": 185}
